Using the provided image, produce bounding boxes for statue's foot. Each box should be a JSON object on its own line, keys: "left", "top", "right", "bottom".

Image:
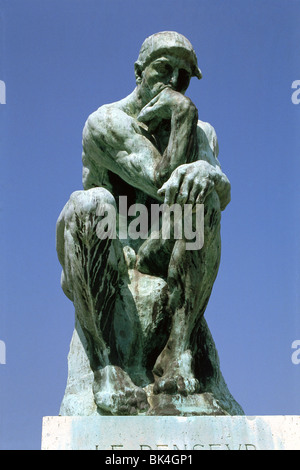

{"left": 152, "top": 350, "right": 200, "bottom": 396}
{"left": 93, "top": 365, "right": 149, "bottom": 415}
{"left": 153, "top": 373, "right": 200, "bottom": 396}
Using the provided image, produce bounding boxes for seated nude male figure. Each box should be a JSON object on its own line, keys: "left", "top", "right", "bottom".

{"left": 56, "top": 32, "right": 231, "bottom": 415}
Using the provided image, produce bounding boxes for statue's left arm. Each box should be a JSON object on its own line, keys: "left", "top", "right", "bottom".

{"left": 195, "top": 120, "right": 231, "bottom": 211}
{"left": 138, "top": 88, "right": 230, "bottom": 211}
{"left": 157, "top": 120, "right": 231, "bottom": 211}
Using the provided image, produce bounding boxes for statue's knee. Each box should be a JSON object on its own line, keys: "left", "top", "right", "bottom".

{"left": 70, "top": 187, "right": 116, "bottom": 214}
{"left": 62, "top": 188, "right": 116, "bottom": 225}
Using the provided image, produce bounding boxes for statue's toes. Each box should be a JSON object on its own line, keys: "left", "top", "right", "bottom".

{"left": 153, "top": 374, "right": 199, "bottom": 396}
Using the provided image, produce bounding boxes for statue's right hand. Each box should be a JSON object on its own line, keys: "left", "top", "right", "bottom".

{"left": 137, "top": 87, "right": 197, "bottom": 128}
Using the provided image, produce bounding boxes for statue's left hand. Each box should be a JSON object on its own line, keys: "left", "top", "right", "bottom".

{"left": 157, "top": 160, "right": 217, "bottom": 206}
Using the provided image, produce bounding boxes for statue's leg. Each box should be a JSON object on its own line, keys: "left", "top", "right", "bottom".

{"left": 56, "top": 188, "right": 149, "bottom": 415}
{"left": 150, "top": 190, "right": 222, "bottom": 395}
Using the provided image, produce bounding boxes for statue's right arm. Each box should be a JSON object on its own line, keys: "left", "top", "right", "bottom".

{"left": 82, "top": 106, "right": 164, "bottom": 201}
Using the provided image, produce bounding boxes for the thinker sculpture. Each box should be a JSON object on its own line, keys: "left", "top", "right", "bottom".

{"left": 56, "top": 31, "right": 243, "bottom": 416}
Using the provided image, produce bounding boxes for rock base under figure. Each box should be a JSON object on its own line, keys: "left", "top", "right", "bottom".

{"left": 59, "top": 264, "right": 243, "bottom": 417}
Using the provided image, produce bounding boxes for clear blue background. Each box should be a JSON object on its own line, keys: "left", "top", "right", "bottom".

{"left": 0, "top": 0, "right": 299, "bottom": 450}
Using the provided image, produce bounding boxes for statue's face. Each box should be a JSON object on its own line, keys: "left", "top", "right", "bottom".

{"left": 138, "top": 53, "right": 193, "bottom": 104}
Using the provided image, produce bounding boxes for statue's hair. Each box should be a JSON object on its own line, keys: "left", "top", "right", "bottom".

{"left": 135, "top": 31, "right": 202, "bottom": 80}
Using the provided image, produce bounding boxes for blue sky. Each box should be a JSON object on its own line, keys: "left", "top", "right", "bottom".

{"left": 0, "top": 0, "right": 299, "bottom": 450}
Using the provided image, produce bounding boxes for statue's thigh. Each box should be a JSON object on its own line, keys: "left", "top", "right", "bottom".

{"left": 57, "top": 187, "right": 120, "bottom": 300}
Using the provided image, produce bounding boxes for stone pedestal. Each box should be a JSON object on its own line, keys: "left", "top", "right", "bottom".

{"left": 41, "top": 416, "right": 300, "bottom": 450}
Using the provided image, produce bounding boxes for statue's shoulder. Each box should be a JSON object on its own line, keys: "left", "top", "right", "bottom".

{"left": 197, "top": 119, "right": 219, "bottom": 159}
{"left": 84, "top": 98, "right": 134, "bottom": 139}
{"left": 85, "top": 103, "right": 117, "bottom": 129}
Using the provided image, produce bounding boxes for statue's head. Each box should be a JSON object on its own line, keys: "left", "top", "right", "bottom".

{"left": 134, "top": 31, "right": 202, "bottom": 103}
{"left": 135, "top": 32, "right": 202, "bottom": 80}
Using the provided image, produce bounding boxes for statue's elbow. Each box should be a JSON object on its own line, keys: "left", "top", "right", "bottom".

{"left": 83, "top": 107, "right": 105, "bottom": 144}
{"left": 83, "top": 113, "right": 96, "bottom": 144}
